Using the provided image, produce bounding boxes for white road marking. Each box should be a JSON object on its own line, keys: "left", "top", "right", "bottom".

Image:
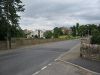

{"left": 32, "top": 71, "right": 40, "bottom": 75}
{"left": 41, "top": 66, "right": 47, "bottom": 70}
{"left": 32, "top": 63, "right": 53, "bottom": 75}
{"left": 48, "top": 63, "right": 52, "bottom": 66}
{"left": 59, "top": 59, "right": 100, "bottom": 75}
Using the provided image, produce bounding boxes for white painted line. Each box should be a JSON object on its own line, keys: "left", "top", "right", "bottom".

{"left": 41, "top": 66, "right": 47, "bottom": 70}
{"left": 48, "top": 63, "right": 52, "bottom": 66}
{"left": 58, "top": 59, "right": 100, "bottom": 75}
{"left": 32, "top": 71, "right": 40, "bottom": 75}
{"left": 32, "top": 63, "right": 53, "bottom": 75}
{"left": 56, "top": 44, "right": 80, "bottom": 60}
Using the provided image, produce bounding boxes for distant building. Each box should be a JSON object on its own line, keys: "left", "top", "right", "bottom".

{"left": 23, "top": 29, "right": 34, "bottom": 38}
{"left": 60, "top": 27, "right": 72, "bottom": 35}
{"left": 33, "top": 29, "right": 45, "bottom": 38}
{"left": 23, "top": 29, "right": 46, "bottom": 39}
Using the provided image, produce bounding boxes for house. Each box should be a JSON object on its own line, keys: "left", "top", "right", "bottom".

{"left": 60, "top": 27, "right": 72, "bottom": 35}
{"left": 23, "top": 29, "right": 34, "bottom": 38}
{"left": 23, "top": 29, "right": 45, "bottom": 39}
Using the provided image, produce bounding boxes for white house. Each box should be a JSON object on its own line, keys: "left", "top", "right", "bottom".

{"left": 24, "top": 29, "right": 46, "bottom": 38}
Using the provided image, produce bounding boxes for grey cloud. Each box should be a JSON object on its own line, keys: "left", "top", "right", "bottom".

{"left": 23, "top": 0, "right": 84, "bottom": 18}
{"left": 20, "top": 0, "right": 100, "bottom": 29}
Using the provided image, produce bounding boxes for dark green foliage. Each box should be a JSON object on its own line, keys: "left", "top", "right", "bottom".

{"left": 53, "top": 27, "right": 63, "bottom": 38}
{"left": 76, "top": 23, "right": 80, "bottom": 36}
{"left": 78, "top": 25, "right": 89, "bottom": 37}
{"left": 0, "top": 17, "right": 9, "bottom": 40}
{"left": 34, "top": 35, "right": 39, "bottom": 39}
{"left": 91, "top": 29, "right": 100, "bottom": 45}
{"left": 71, "top": 23, "right": 99, "bottom": 37}
{"left": 44, "top": 31, "right": 52, "bottom": 39}
{"left": 71, "top": 23, "right": 100, "bottom": 44}
{"left": 98, "top": 24, "right": 100, "bottom": 32}
{"left": 0, "top": 0, "right": 25, "bottom": 40}
{"left": 71, "top": 26, "right": 76, "bottom": 36}
{"left": 91, "top": 35, "right": 100, "bottom": 45}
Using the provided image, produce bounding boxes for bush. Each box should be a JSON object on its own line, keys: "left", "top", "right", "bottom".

{"left": 91, "top": 29, "right": 100, "bottom": 45}
{"left": 91, "top": 35, "right": 100, "bottom": 44}
{"left": 43, "top": 31, "right": 52, "bottom": 39}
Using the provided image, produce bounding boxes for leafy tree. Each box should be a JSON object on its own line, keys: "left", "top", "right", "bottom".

{"left": 78, "top": 25, "right": 85, "bottom": 37}
{"left": 97, "top": 24, "right": 100, "bottom": 32}
{"left": 0, "top": 0, "right": 25, "bottom": 40}
{"left": 71, "top": 24, "right": 99, "bottom": 37}
{"left": 91, "top": 29, "right": 100, "bottom": 44}
{"left": 88, "top": 24, "right": 97, "bottom": 35}
{"left": 71, "top": 26, "right": 76, "bottom": 36}
{"left": 34, "top": 35, "right": 39, "bottom": 39}
{"left": 0, "top": 0, "right": 2, "bottom": 18}
{"left": 76, "top": 23, "right": 80, "bottom": 36}
{"left": 43, "top": 31, "right": 52, "bottom": 39}
{"left": 0, "top": 17, "right": 9, "bottom": 40}
{"left": 53, "top": 27, "right": 63, "bottom": 38}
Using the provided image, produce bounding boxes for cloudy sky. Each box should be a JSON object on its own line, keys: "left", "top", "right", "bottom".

{"left": 20, "top": 0, "right": 100, "bottom": 30}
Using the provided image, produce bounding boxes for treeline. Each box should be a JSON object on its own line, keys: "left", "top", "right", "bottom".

{"left": 44, "top": 27, "right": 69, "bottom": 39}
{"left": 0, "top": 0, "right": 25, "bottom": 41}
{"left": 71, "top": 23, "right": 100, "bottom": 44}
{"left": 71, "top": 23, "right": 100, "bottom": 37}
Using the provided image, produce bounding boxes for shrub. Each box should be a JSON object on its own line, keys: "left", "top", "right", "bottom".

{"left": 91, "top": 35, "right": 100, "bottom": 44}
{"left": 43, "top": 31, "right": 53, "bottom": 39}
{"left": 91, "top": 29, "right": 100, "bottom": 45}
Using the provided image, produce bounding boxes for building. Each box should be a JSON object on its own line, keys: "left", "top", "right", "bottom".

{"left": 23, "top": 29, "right": 45, "bottom": 39}
{"left": 60, "top": 27, "right": 72, "bottom": 35}
{"left": 23, "top": 29, "right": 34, "bottom": 38}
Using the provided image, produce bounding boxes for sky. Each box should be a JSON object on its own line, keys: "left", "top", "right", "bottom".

{"left": 19, "top": 0, "right": 100, "bottom": 30}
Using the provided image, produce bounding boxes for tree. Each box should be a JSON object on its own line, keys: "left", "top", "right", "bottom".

{"left": 0, "top": 0, "right": 2, "bottom": 19}
{"left": 76, "top": 23, "right": 80, "bottom": 36}
{"left": 34, "top": 35, "right": 39, "bottom": 39}
{"left": 0, "top": 0, "right": 25, "bottom": 40}
{"left": 0, "top": 17, "right": 9, "bottom": 40}
{"left": 97, "top": 24, "right": 100, "bottom": 32}
{"left": 79, "top": 25, "right": 86, "bottom": 37}
{"left": 53, "top": 27, "right": 63, "bottom": 38}
{"left": 71, "top": 26, "right": 76, "bottom": 36}
{"left": 88, "top": 24, "right": 97, "bottom": 35}
{"left": 91, "top": 29, "right": 100, "bottom": 44}
{"left": 44, "top": 31, "right": 52, "bottom": 39}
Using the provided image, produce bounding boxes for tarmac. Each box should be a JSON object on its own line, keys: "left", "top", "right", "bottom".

{"left": 32, "top": 44, "right": 100, "bottom": 75}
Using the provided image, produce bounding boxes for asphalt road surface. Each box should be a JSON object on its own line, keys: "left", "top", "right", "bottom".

{"left": 69, "top": 58, "right": 100, "bottom": 73}
{"left": 0, "top": 40, "right": 79, "bottom": 75}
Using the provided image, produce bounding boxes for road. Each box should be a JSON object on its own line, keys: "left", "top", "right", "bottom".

{"left": 0, "top": 40, "right": 79, "bottom": 75}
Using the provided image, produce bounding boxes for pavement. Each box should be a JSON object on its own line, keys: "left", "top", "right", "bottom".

{"left": 0, "top": 39, "right": 79, "bottom": 75}
{"left": 33, "top": 44, "right": 100, "bottom": 75}
{"left": 60, "top": 43, "right": 100, "bottom": 73}
{"left": 34, "top": 61, "right": 97, "bottom": 75}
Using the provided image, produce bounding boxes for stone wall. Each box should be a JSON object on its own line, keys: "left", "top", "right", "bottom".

{"left": 80, "top": 37, "right": 91, "bottom": 44}
{"left": 0, "top": 38, "right": 66, "bottom": 50}
{"left": 80, "top": 38, "right": 100, "bottom": 61}
{"left": 0, "top": 41, "right": 7, "bottom": 50}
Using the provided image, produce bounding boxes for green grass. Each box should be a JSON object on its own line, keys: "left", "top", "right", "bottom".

{"left": 59, "top": 35, "right": 80, "bottom": 40}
